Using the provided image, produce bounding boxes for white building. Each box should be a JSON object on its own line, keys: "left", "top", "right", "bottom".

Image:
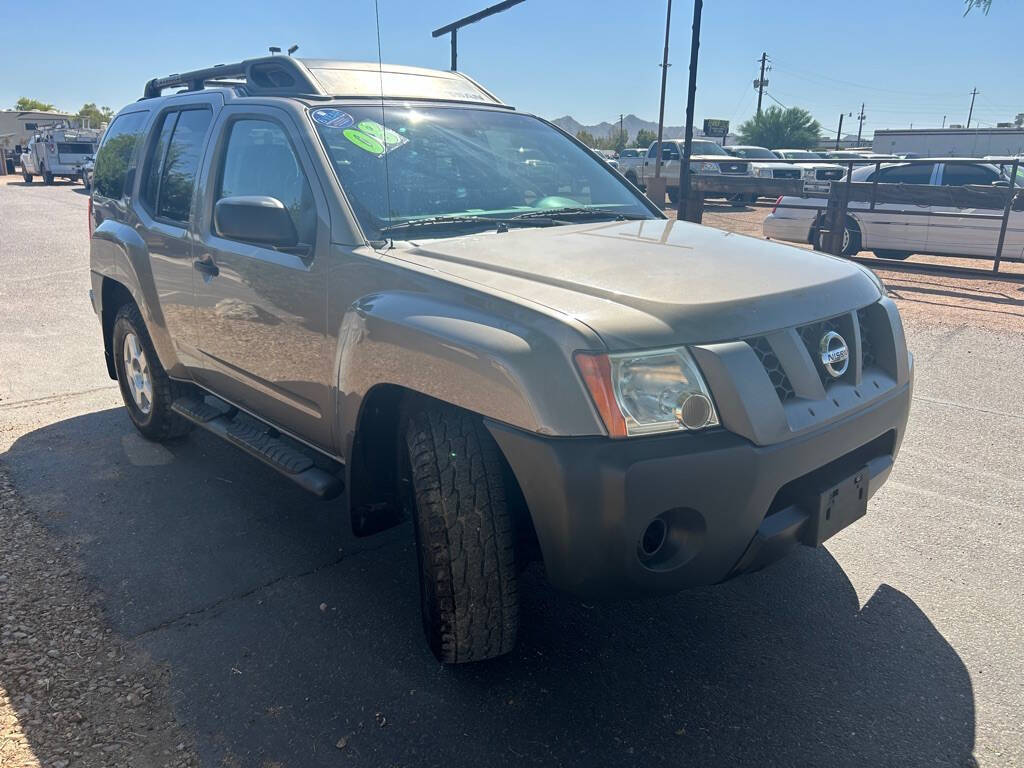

{"left": 873, "top": 128, "right": 1024, "bottom": 158}
{"left": 0, "top": 110, "right": 76, "bottom": 153}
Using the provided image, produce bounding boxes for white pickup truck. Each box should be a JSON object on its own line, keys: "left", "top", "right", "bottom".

{"left": 20, "top": 125, "right": 100, "bottom": 184}
{"left": 618, "top": 139, "right": 753, "bottom": 203}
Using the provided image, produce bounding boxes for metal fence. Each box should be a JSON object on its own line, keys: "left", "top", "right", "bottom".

{"left": 679, "top": 156, "right": 1022, "bottom": 275}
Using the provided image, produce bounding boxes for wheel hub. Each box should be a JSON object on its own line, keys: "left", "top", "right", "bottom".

{"left": 122, "top": 332, "right": 153, "bottom": 415}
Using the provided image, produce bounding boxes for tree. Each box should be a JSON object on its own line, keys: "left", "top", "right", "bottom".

{"left": 635, "top": 128, "right": 657, "bottom": 148}
{"left": 575, "top": 129, "right": 597, "bottom": 148}
{"left": 77, "top": 103, "right": 114, "bottom": 125}
{"left": 963, "top": 0, "right": 991, "bottom": 13}
{"left": 737, "top": 106, "right": 822, "bottom": 149}
{"left": 15, "top": 97, "right": 56, "bottom": 112}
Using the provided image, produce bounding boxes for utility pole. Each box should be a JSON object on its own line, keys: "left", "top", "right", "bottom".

{"left": 942, "top": 115, "right": 947, "bottom": 128}
{"left": 677, "top": 0, "right": 703, "bottom": 221}
{"left": 653, "top": 0, "right": 672, "bottom": 182}
{"left": 755, "top": 51, "right": 768, "bottom": 116}
{"left": 967, "top": 88, "right": 979, "bottom": 128}
{"left": 835, "top": 113, "right": 845, "bottom": 150}
{"left": 619, "top": 113, "right": 625, "bottom": 148}
{"left": 856, "top": 102, "right": 866, "bottom": 146}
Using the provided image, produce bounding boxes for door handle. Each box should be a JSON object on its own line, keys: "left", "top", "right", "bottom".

{"left": 194, "top": 259, "right": 219, "bottom": 278}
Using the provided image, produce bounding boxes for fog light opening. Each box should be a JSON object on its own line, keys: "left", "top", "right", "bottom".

{"left": 675, "top": 393, "right": 713, "bottom": 430}
{"left": 640, "top": 518, "right": 668, "bottom": 558}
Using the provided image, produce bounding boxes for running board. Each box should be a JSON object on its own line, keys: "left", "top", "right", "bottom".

{"left": 171, "top": 396, "right": 343, "bottom": 499}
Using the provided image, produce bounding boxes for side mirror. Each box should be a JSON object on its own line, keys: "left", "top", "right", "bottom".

{"left": 215, "top": 196, "right": 298, "bottom": 248}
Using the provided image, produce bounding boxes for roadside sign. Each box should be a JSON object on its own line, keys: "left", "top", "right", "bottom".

{"left": 703, "top": 119, "right": 729, "bottom": 138}
{"left": 803, "top": 180, "right": 832, "bottom": 196}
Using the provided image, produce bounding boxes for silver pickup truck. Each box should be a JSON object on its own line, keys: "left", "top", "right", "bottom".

{"left": 619, "top": 138, "right": 754, "bottom": 202}
{"left": 21, "top": 124, "right": 100, "bottom": 184}
{"left": 88, "top": 55, "right": 912, "bottom": 664}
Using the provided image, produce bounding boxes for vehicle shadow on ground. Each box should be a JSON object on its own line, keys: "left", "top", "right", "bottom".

{"left": 2, "top": 408, "right": 977, "bottom": 768}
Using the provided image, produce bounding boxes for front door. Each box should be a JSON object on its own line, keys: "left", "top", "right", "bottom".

{"left": 191, "top": 107, "right": 333, "bottom": 451}
{"left": 855, "top": 163, "right": 935, "bottom": 254}
{"left": 928, "top": 162, "right": 1023, "bottom": 258}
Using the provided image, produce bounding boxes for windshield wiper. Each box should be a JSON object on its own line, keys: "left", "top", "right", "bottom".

{"left": 378, "top": 214, "right": 557, "bottom": 236}
{"left": 511, "top": 207, "right": 648, "bottom": 222}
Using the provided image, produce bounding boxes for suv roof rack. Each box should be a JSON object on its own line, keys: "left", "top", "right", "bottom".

{"left": 143, "top": 56, "right": 325, "bottom": 99}
{"left": 143, "top": 56, "right": 507, "bottom": 107}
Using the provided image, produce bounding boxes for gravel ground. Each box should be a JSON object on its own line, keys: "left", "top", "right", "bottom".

{"left": 0, "top": 471, "right": 198, "bottom": 768}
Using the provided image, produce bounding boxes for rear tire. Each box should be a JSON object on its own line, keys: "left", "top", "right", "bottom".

{"left": 112, "top": 303, "right": 193, "bottom": 442}
{"left": 667, "top": 187, "right": 680, "bottom": 204}
{"left": 816, "top": 217, "right": 861, "bottom": 256}
{"left": 873, "top": 249, "right": 913, "bottom": 260}
{"left": 22, "top": 172, "right": 32, "bottom": 183}
{"left": 43, "top": 169, "right": 54, "bottom": 185}
{"left": 403, "top": 405, "right": 519, "bottom": 664}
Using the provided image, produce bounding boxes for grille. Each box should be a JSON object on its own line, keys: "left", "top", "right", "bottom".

{"left": 748, "top": 337, "right": 795, "bottom": 402}
{"left": 798, "top": 316, "right": 849, "bottom": 388}
{"left": 773, "top": 169, "right": 801, "bottom": 179}
{"left": 816, "top": 168, "right": 844, "bottom": 181}
{"left": 720, "top": 161, "right": 749, "bottom": 175}
{"left": 857, "top": 309, "right": 876, "bottom": 370}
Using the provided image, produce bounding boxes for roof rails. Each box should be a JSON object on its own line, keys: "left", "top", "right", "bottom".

{"left": 143, "top": 56, "right": 324, "bottom": 99}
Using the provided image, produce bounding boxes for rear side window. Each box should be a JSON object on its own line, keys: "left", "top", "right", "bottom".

{"left": 941, "top": 164, "right": 998, "bottom": 186}
{"left": 142, "top": 108, "right": 213, "bottom": 223}
{"left": 93, "top": 111, "right": 147, "bottom": 199}
{"left": 215, "top": 119, "right": 317, "bottom": 247}
{"left": 872, "top": 164, "right": 934, "bottom": 184}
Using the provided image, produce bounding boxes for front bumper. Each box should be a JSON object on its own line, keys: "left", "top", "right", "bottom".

{"left": 486, "top": 379, "right": 911, "bottom": 598}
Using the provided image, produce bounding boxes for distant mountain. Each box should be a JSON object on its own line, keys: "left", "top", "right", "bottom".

{"left": 551, "top": 113, "right": 693, "bottom": 141}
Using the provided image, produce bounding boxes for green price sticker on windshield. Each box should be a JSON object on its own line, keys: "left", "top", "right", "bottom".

{"left": 343, "top": 128, "right": 385, "bottom": 155}
{"left": 357, "top": 120, "right": 404, "bottom": 147}
{"left": 342, "top": 120, "right": 408, "bottom": 156}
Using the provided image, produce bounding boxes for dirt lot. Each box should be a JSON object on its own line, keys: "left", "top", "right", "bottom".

{"left": 2, "top": 181, "right": 1022, "bottom": 767}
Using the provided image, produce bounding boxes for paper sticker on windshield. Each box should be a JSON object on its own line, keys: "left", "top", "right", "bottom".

{"left": 342, "top": 120, "right": 408, "bottom": 157}
{"left": 310, "top": 108, "right": 354, "bottom": 129}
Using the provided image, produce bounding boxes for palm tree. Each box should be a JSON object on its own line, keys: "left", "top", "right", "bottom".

{"left": 737, "top": 107, "right": 822, "bottom": 150}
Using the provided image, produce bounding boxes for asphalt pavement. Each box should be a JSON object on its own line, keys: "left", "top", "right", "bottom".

{"left": 1, "top": 179, "right": 1021, "bottom": 767}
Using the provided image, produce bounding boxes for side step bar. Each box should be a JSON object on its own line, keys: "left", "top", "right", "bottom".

{"left": 171, "top": 396, "right": 344, "bottom": 500}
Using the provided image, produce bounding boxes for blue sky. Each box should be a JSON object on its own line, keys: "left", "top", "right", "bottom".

{"left": 1, "top": 0, "right": 1019, "bottom": 137}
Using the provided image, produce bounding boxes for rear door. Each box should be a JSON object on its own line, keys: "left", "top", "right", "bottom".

{"left": 854, "top": 163, "right": 935, "bottom": 253}
{"left": 191, "top": 106, "right": 333, "bottom": 450}
{"left": 134, "top": 99, "right": 218, "bottom": 357}
{"left": 929, "top": 163, "right": 1018, "bottom": 258}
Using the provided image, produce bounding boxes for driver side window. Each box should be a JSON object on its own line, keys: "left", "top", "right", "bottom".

{"left": 216, "top": 119, "right": 317, "bottom": 247}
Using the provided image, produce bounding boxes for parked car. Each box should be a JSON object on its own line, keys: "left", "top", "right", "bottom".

{"left": 20, "top": 124, "right": 100, "bottom": 184}
{"left": 89, "top": 55, "right": 912, "bottom": 664}
{"left": 723, "top": 145, "right": 804, "bottom": 203}
{"left": 772, "top": 149, "right": 846, "bottom": 182}
{"left": 763, "top": 160, "right": 1024, "bottom": 260}
{"left": 81, "top": 155, "right": 95, "bottom": 190}
{"left": 619, "top": 139, "right": 754, "bottom": 203}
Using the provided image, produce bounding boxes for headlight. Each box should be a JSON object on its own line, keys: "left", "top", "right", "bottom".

{"left": 757, "top": 167, "right": 773, "bottom": 178}
{"left": 575, "top": 347, "right": 719, "bottom": 437}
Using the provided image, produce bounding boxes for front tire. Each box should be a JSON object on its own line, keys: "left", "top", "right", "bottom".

{"left": 403, "top": 405, "right": 519, "bottom": 664}
{"left": 112, "top": 303, "right": 193, "bottom": 441}
{"left": 22, "top": 172, "right": 32, "bottom": 183}
{"left": 42, "top": 169, "right": 54, "bottom": 185}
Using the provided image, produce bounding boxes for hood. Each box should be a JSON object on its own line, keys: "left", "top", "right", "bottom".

{"left": 391, "top": 219, "right": 881, "bottom": 350}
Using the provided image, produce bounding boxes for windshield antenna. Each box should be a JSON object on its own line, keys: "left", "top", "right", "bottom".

{"left": 374, "top": 0, "right": 394, "bottom": 248}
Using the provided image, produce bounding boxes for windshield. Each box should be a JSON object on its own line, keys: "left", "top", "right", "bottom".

{"left": 782, "top": 150, "right": 822, "bottom": 160}
{"left": 728, "top": 146, "right": 775, "bottom": 159}
{"left": 311, "top": 105, "right": 653, "bottom": 239}
{"left": 690, "top": 140, "right": 728, "bottom": 156}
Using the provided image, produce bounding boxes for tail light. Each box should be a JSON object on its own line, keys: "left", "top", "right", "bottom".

{"left": 772, "top": 196, "right": 783, "bottom": 214}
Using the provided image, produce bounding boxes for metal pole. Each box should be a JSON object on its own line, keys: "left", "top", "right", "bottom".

{"left": 756, "top": 51, "right": 766, "bottom": 116}
{"left": 450, "top": 28, "right": 457, "bottom": 71}
{"left": 993, "top": 157, "right": 1018, "bottom": 273}
{"left": 856, "top": 102, "right": 865, "bottom": 146}
{"left": 676, "top": 0, "right": 703, "bottom": 222}
{"left": 654, "top": 0, "right": 672, "bottom": 180}
{"left": 967, "top": 88, "right": 978, "bottom": 129}
{"left": 835, "top": 113, "right": 844, "bottom": 151}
